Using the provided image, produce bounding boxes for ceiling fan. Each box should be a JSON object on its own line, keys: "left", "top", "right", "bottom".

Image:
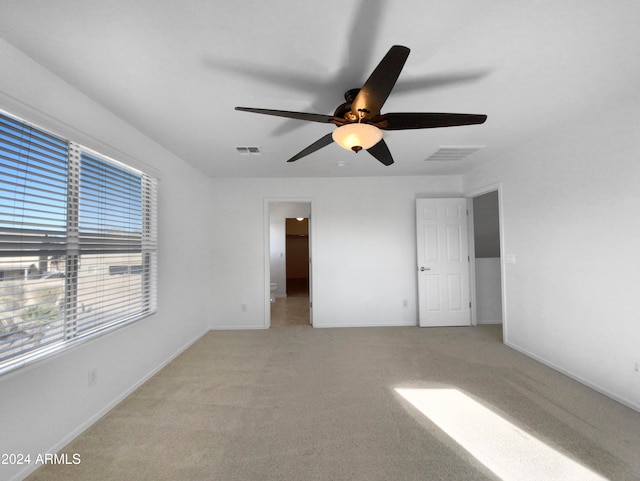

{"left": 235, "top": 45, "right": 487, "bottom": 166}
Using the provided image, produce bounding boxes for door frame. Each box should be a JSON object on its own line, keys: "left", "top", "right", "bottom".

{"left": 263, "top": 197, "right": 315, "bottom": 329}
{"left": 465, "top": 182, "right": 507, "bottom": 342}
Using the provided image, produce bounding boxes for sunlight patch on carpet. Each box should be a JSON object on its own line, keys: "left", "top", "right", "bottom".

{"left": 396, "top": 388, "right": 608, "bottom": 481}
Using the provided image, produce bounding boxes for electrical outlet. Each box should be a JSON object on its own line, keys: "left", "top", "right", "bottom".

{"left": 241, "top": 304, "right": 247, "bottom": 312}
{"left": 88, "top": 368, "right": 97, "bottom": 387}
{"left": 402, "top": 299, "right": 409, "bottom": 308}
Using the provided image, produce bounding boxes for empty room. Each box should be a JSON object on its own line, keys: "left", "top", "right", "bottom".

{"left": 1, "top": 1, "right": 640, "bottom": 480}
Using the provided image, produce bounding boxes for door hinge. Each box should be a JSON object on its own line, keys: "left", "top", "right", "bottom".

{"left": 469, "top": 302, "right": 472, "bottom": 308}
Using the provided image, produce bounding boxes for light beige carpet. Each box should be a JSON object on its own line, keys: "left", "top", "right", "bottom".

{"left": 26, "top": 325, "right": 640, "bottom": 481}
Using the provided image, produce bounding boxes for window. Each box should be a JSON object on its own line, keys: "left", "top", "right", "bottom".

{"left": 0, "top": 111, "right": 157, "bottom": 374}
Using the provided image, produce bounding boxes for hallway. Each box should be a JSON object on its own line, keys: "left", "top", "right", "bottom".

{"left": 271, "top": 279, "right": 310, "bottom": 327}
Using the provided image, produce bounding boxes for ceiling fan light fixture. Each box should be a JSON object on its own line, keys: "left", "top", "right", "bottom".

{"left": 236, "top": 46, "right": 486, "bottom": 166}
{"left": 332, "top": 123, "right": 382, "bottom": 153}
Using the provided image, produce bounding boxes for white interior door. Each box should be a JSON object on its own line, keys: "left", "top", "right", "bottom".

{"left": 416, "top": 198, "right": 471, "bottom": 327}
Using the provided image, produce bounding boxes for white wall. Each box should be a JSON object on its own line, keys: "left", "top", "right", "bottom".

{"left": 208, "top": 176, "right": 462, "bottom": 329}
{"left": 464, "top": 92, "right": 640, "bottom": 411}
{"left": 0, "top": 39, "right": 213, "bottom": 481}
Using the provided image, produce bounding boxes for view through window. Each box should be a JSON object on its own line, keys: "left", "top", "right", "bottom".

{"left": 0, "top": 111, "right": 157, "bottom": 373}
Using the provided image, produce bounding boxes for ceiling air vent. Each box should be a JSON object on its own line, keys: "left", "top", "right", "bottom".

{"left": 424, "top": 145, "right": 485, "bottom": 162}
{"left": 236, "top": 146, "right": 262, "bottom": 156}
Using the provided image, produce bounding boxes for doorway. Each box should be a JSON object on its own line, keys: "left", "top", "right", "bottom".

{"left": 265, "top": 200, "right": 313, "bottom": 328}
{"left": 285, "top": 217, "right": 310, "bottom": 298}
{"left": 468, "top": 185, "right": 505, "bottom": 340}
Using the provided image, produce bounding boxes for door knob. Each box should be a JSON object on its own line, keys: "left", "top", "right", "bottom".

{"left": 420, "top": 267, "right": 431, "bottom": 271}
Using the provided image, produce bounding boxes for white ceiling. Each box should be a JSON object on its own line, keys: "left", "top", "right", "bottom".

{"left": 1, "top": 0, "right": 639, "bottom": 178}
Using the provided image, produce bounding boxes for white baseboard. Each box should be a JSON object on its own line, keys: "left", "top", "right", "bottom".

{"left": 313, "top": 321, "right": 417, "bottom": 329}
{"left": 210, "top": 324, "right": 266, "bottom": 330}
{"left": 506, "top": 340, "right": 640, "bottom": 413}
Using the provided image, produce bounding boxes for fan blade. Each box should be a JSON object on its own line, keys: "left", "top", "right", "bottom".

{"left": 207, "top": 58, "right": 328, "bottom": 94}
{"left": 351, "top": 45, "right": 410, "bottom": 118}
{"left": 235, "top": 107, "right": 338, "bottom": 124}
{"left": 344, "top": 0, "right": 386, "bottom": 83}
{"left": 374, "top": 112, "right": 487, "bottom": 130}
{"left": 393, "top": 69, "right": 490, "bottom": 94}
{"left": 367, "top": 139, "right": 394, "bottom": 166}
{"left": 287, "top": 133, "right": 334, "bottom": 163}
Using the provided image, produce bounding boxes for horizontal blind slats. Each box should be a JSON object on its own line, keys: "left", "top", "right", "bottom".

{"left": 0, "top": 112, "right": 69, "bottom": 263}
{"left": 78, "top": 153, "right": 143, "bottom": 256}
{"left": 1, "top": 111, "right": 157, "bottom": 375}
{"left": 0, "top": 113, "right": 69, "bottom": 366}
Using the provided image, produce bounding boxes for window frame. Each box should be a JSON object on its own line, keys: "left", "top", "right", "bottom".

{"left": 0, "top": 110, "right": 158, "bottom": 375}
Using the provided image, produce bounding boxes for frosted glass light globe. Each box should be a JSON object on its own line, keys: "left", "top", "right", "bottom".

{"left": 332, "top": 123, "right": 383, "bottom": 153}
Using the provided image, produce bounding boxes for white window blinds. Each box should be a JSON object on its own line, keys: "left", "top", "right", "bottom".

{"left": 0, "top": 113, "right": 69, "bottom": 363}
{"left": 0, "top": 111, "right": 157, "bottom": 374}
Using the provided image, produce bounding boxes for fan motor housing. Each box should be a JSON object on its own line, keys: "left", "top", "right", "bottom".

{"left": 343, "top": 88, "right": 360, "bottom": 103}
{"left": 334, "top": 89, "right": 362, "bottom": 121}
{"left": 334, "top": 102, "right": 356, "bottom": 121}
